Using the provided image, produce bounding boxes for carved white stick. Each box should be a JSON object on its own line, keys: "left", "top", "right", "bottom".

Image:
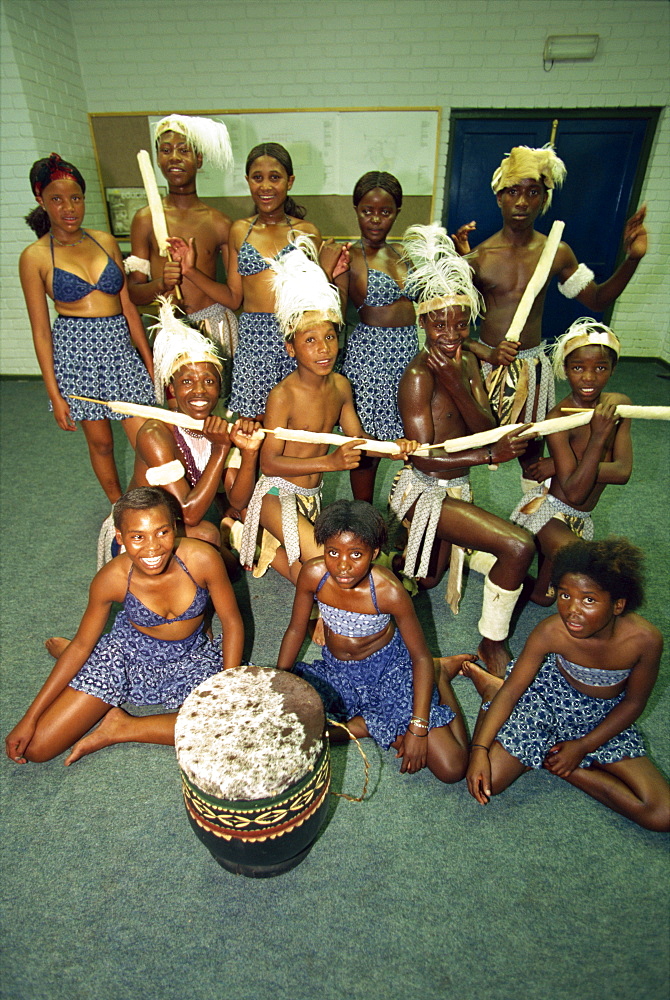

{"left": 561, "top": 405, "right": 670, "bottom": 420}
{"left": 137, "top": 150, "right": 169, "bottom": 254}
{"left": 136, "top": 149, "right": 182, "bottom": 301}
{"left": 504, "top": 219, "right": 565, "bottom": 342}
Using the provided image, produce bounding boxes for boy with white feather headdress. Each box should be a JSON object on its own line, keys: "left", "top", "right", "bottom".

{"left": 391, "top": 223, "right": 536, "bottom": 677}
{"left": 238, "top": 237, "right": 417, "bottom": 582}
{"left": 450, "top": 144, "right": 646, "bottom": 495}
{"left": 127, "top": 114, "right": 238, "bottom": 356}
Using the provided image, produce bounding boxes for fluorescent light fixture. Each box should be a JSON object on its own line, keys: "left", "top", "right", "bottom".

{"left": 543, "top": 34, "right": 599, "bottom": 62}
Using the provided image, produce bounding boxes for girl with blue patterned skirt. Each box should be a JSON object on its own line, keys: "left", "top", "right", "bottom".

{"left": 5, "top": 488, "right": 244, "bottom": 767}
{"left": 278, "top": 500, "right": 473, "bottom": 782}
{"left": 327, "top": 172, "right": 418, "bottom": 502}
{"left": 167, "top": 143, "right": 325, "bottom": 419}
{"left": 20, "top": 154, "right": 155, "bottom": 502}
{"left": 465, "top": 538, "right": 669, "bottom": 831}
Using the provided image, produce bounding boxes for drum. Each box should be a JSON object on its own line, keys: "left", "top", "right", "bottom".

{"left": 175, "top": 665, "right": 330, "bottom": 878}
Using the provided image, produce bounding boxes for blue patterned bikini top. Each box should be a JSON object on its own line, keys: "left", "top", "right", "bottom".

{"left": 124, "top": 554, "right": 209, "bottom": 628}
{"left": 237, "top": 218, "right": 298, "bottom": 276}
{"left": 556, "top": 653, "right": 632, "bottom": 687}
{"left": 316, "top": 571, "right": 391, "bottom": 638}
{"left": 50, "top": 231, "right": 124, "bottom": 302}
{"left": 363, "top": 268, "right": 405, "bottom": 307}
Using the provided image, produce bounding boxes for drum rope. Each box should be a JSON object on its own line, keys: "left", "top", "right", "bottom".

{"left": 326, "top": 721, "right": 370, "bottom": 802}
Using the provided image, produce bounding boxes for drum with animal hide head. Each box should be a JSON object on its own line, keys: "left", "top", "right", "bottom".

{"left": 175, "top": 665, "right": 329, "bottom": 878}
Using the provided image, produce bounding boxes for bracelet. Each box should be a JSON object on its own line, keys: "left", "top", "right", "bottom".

{"left": 486, "top": 447, "right": 493, "bottom": 465}
{"left": 407, "top": 727, "right": 428, "bottom": 738}
{"left": 409, "top": 718, "right": 429, "bottom": 729}
{"left": 470, "top": 743, "right": 490, "bottom": 752}
{"left": 410, "top": 714, "right": 429, "bottom": 724}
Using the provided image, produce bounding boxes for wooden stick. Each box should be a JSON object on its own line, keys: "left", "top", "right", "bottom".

{"left": 486, "top": 219, "right": 565, "bottom": 395}
{"left": 137, "top": 150, "right": 182, "bottom": 301}
{"left": 561, "top": 405, "right": 670, "bottom": 420}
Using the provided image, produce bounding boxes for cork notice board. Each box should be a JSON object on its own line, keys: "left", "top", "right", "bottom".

{"left": 89, "top": 107, "right": 441, "bottom": 239}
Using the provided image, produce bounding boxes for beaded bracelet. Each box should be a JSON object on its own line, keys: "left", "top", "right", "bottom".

{"left": 409, "top": 719, "right": 429, "bottom": 730}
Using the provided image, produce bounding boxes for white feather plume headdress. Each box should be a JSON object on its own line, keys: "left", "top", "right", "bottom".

{"left": 151, "top": 297, "right": 223, "bottom": 402}
{"left": 402, "top": 223, "right": 483, "bottom": 321}
{"left": 154, "top": 115, "right": 234, "bottom": 173}
{"left": 551, "top": 317, "right": 621, "bottom": 381}
{"left": 491, "top": 144, "right": 567, "bottom": 214}
{"left": 269, "top": 234, "right": 342, "bottom": 341}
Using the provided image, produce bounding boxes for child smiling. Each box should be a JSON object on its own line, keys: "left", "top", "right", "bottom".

{"left": 465, "top": 538, "right": 669, "bottom": 831}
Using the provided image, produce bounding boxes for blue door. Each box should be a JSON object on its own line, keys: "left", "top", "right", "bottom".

{"left": 444, "top": 113, "right": 657, "bottom": 340}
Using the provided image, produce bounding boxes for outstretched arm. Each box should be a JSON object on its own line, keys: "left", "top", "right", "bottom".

{"left": 466, "top": 624, "right": 550, "bottom": 803}
{"left": 197, "top": 545, "right": 245, "bottom": 668}
{"left": 276, "top": 562, "right": 321, "bottom": 669}
{"left": 561, "top": 207, "right": 647, "bottom": 312}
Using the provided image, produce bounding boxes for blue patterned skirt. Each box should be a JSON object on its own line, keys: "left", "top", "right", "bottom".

{"left": 228, "top": 312, "right": 297, "bottom": 417}
{"left": 69, "top": 611, "right": 223, "bottom": 709}
{"left": 294, "top": 628, "right": 454, "bottom": 750}
{"left": 51, "top": 314, "right": 155, "bottom": 421}
{"left": 493, "top": 654, "right": 646, "bottom": 769}
{"left": 342, "top": 322, "right": 418, "bottom": 439}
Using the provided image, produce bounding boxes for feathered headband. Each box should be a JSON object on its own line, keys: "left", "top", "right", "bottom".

{"left": 153, "top": 115, "right": 234, "bottom": 173}
{"left": 552, "top": 317, "right": 621, "bottom": 381}
{"left": 401, "top": 223, "right": 483, "bottom": 321}
{"left": 269, "top": 235, "right": 342, "bottom": 341}
{"left": 151, "top": 297, "right": 223, "bottom": 402}
{"left": 491, "top": 145, "right": 567, "bottom": 213}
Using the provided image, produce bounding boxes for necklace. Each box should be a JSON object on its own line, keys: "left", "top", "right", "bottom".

{"left": 51, "top": 232, "right": 86, "bottom": 247}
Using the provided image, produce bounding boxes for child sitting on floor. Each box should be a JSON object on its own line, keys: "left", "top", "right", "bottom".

{"left": 464, "top": 537, "right": 669, "bottom": 831}
{"left": 511, "top": 317, "right": 632, "bottom": 605}
{"left": 277, "top": 500, "right": 474, "bottom": 783}
{"left": 238, "top": 237, "right": 417, "bottom": 584}
{"left": 5, "top": 487, "right": 244, "bottom": 766}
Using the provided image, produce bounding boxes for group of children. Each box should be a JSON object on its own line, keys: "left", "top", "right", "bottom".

{"left": 8, "top": 115, "right": 668, "bottom": 833}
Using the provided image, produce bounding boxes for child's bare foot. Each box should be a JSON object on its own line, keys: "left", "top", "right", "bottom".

{"left": 64, "top": 707, "right": 129, "bottom": 765}
{"left": 433, "top": 653, "right": 477, "bottom": 683}
{"left": 461, "top": 660, "right": 503, "bottom": 703}
{"left": 310, "top": 616, "right": 326, "bottom": 647}
{"left": 45, "top": 637, "right": 70, "bottom": 658}
{"left": 477, "top": 638, "right": 512, "bottom": 679}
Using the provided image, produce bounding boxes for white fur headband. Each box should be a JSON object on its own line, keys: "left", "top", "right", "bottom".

{"left": 491, "top": 145, "right": 567, "bottom": 214}
{"left": 552, "top": 317, "right": 621, "bottom": 380}
{"left": 269, "top": 235, "right": 342, "bottom": 341}
{"left": 151, "top": 297, "right": 223, "bottom": 402}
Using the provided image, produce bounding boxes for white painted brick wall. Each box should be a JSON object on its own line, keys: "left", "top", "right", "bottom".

{"left": 2, "top": 0, "right": 668, "bottom": 371}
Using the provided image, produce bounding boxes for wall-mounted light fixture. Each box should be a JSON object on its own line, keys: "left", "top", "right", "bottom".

{"left": 543, "top": 34, "right": 599, "bottom": 70}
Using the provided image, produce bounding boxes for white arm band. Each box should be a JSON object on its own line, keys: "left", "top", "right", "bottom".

{"left": 557, "top": 263, "right": 595, "bottom": 299}
{"left": 146, "top": 460, "right": 185, "bottom": 486}
{"left": 124, "top": 255, "right": 152, "bottom": 277}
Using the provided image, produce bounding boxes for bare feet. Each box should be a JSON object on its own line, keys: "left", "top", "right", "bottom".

{"left": 45, "top": 637, "right": 70, "bottom": 658}
{"left": 461, "top": 660, "right": 503, "bottom": 703}
{"left": 477, "top": 637, "right": 512, "bottom": 679}
{"left": 64, "top": 707, "right": 130, "bottom": 765}
{"left": 433, "top": 653, "right": 477, "bottom": 684}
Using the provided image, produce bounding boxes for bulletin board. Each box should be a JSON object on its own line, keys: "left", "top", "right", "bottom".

{"left": 88, "top": 107, "right": 441, "bottom": 240}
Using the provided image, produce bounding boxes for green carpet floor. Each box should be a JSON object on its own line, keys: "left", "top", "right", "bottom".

{"left": 1, "top": 359, "right": 668, "bottom": 1000}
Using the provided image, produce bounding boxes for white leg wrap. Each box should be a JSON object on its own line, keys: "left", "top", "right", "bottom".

{"left": 478, "top": 575, "right": 523, "bottom": 642}
{"left": 468, "top": 550, "right": 496, "bottom": 577}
